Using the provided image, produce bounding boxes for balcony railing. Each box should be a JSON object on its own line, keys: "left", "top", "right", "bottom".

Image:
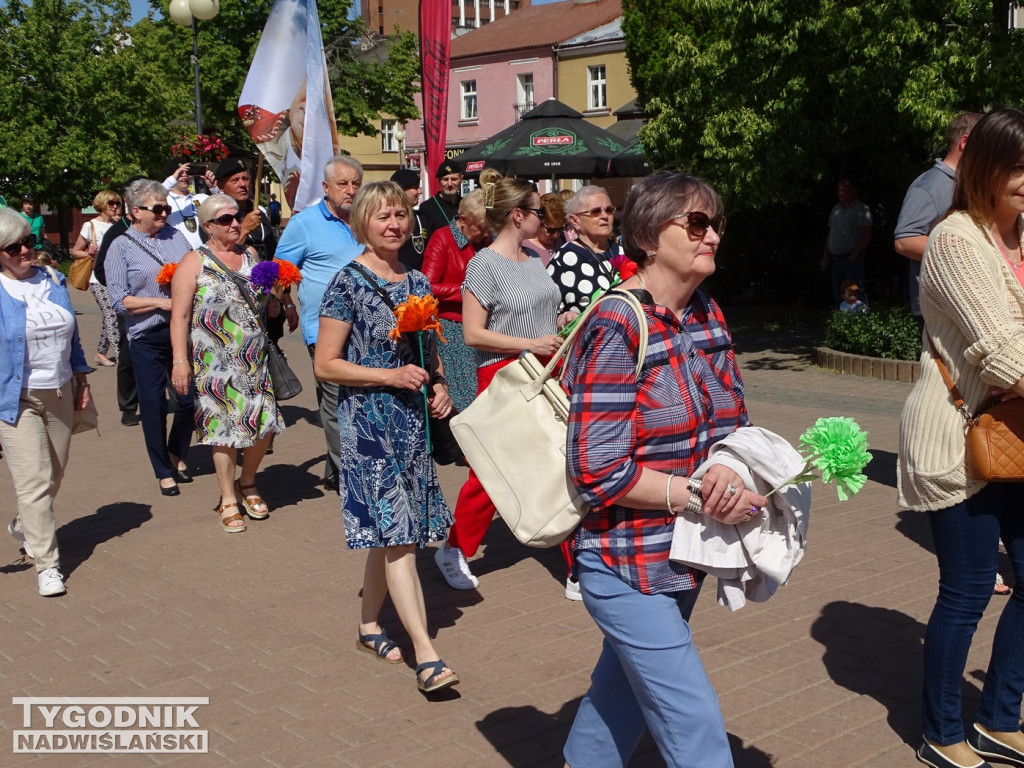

{"left": 514, "top": 101, "right": 535, "bottom": 122}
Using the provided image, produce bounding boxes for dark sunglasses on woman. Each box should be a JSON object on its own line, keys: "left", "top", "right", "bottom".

{"left": 211, "top": 212, "right": 244, "bottom": 226}
{"left": 2, "top": 235, "right": 36, "bottom": 256}
{"left": 671, "top": 211, "right": 726, "bottom": 238}
{"left": 137, "top": 204, "right": 173, "bottom": 216}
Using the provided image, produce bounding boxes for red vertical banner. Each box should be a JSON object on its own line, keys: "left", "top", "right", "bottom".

{"left": 419, "top": 0, "right": 451, "bottom": 185}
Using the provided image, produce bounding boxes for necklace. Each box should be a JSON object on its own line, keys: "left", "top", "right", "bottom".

{"left": 994, "top": 236, "right": 1022, "bottom": 270}
{"left": 636, "top": 271, "right": 646, "bottom": 290}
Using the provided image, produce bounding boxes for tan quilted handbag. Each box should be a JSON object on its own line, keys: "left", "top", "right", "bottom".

{"left": 450, "top": 290, "right": 648, "bottom": 547}
{"left": 930, "top": 337, "right": 1024, "bottom": 482}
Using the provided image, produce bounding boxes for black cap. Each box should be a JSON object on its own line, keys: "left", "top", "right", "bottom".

{"left": 21, "top": 194, "right": 36, "bottom": 203}
{"left": 390, "top": 169, "right": 421, "bottom": 190}
{"left": 435, "top": 161, "right": 461, "bottom": 179}
{"left": 164, "top": 158, "right": 188, "bottom": 177}
{"left": 214, "top": 157, "right": 248, "bottom": 181}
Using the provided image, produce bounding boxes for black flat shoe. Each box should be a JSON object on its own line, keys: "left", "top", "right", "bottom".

{"left": 918, "top": 740, "right": 992, "bottom": 768}
{"left": 968, "top": 725, "right": 1024, "bottom": 767}
{"left": 160, "top": 483, "right": 180, "bottom": 497}
{"left": 173, "top": 468, "right": 193, "bottom": 483}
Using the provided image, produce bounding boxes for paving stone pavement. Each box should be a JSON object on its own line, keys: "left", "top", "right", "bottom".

{"left": 0, "top": 293, "right": 1010, "bottom": 767}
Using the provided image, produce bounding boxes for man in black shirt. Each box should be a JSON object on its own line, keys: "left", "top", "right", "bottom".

{"left": 391, "top": 168, "right": 427, "bottom": 271}
{"left": 419, "top": 160, "right": 463, "bottom": 241}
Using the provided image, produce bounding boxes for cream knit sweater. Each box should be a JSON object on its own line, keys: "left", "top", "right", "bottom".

{"left": 898, "top": 211, "right": 1024, "bottom": 511}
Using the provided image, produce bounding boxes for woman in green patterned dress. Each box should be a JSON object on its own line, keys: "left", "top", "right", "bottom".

{"left": 170, "top": 194, "right": 285, "bottom": 533}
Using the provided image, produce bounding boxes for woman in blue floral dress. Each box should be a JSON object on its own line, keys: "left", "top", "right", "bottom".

{"left": 314, "top": 181, "right": 458, "bottom": 694}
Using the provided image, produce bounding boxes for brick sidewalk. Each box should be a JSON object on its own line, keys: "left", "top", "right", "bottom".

{"left": 0, "top": 293, "right": 1006, "bottom": 767}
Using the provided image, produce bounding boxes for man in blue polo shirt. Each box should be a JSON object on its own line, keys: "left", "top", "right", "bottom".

{"left": 894, "top": 112, "right": 980, "bottom": 322}
{"left": 276, "top": 155, "right": 364, "bottom": 492}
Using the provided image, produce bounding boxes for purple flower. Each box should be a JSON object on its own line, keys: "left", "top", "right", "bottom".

{"left": 250, "top": 261, "right": 279, "bottom": 293}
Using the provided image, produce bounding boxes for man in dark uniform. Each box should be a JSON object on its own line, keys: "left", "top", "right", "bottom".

{"left": 213, "top": 158, "right": 298, "bottom": 339}
{"left": 391, "top": 168, "right": 427, "bottom": 271}
{"left": 419, "top": 160, "right": 463, "bottom": 241}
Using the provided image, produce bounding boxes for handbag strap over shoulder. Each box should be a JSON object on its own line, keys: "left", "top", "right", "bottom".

{"left": 125, "top": 234, "right": 166, "bottom": 267}
{"left": 544, "top": 289, "right": 649, "bottom": 380}
{"left": 348, "top": 261, "right": 399, "bottom": 311}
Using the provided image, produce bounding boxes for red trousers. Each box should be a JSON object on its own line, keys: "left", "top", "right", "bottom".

{"left": 447, "top": 355, "right": 574, "bottom": 573}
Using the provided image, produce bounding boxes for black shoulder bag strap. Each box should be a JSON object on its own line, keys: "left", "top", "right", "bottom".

{"left": 348, "top": 261, "right": 398, "bottom": 311}
{"left": 197, "top": 246, "right": 270, "bottom": 338}
{"left": 125, "top": 234, "right": 166, "bottom": 267}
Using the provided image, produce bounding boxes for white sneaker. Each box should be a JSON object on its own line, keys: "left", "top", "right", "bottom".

{"left": 38, "top": 567, "right": 66, "bottom": 597}
{"left": 565, "top": 577, "right": 583, "bottom": 601}
{"left": 434, "top": 543, "right": 479, "bottom": 590}
{"left": 8, "top": 519, "right": 34, "bottom": 559}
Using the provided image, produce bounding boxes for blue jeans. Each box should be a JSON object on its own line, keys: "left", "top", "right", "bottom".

{"left": 127, "top": 326, "right": 194, "bottom": 480}
{"left": 564, "top": 550, "right": 733, "bottom": 768}
{"left": 923, "top": 483, "right": 1024, "bottom": 744}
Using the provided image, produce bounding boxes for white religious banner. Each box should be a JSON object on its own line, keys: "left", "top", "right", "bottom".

{"left": 237, "top": 0, "right": 339, "bottom": 211}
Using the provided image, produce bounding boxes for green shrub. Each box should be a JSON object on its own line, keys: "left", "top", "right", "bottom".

{"left": 824, "top": 307, "right": 922, "bottom": 361}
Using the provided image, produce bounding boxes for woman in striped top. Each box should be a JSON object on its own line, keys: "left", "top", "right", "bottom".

{"left": 433, "top": 172, "right": 573, "bottom": 591}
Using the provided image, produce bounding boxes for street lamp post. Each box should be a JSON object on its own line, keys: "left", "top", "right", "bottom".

{"left": 169, "top": 0, "right": 221, "bottom": 135}
{"left": 394, "top": 126, "right": 407, "bottom": 169}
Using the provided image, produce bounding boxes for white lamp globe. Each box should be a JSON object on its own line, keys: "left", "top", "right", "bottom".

{"left": 169, "top": 0, "right": 193, "bottom": 26}
{"left": 189, "top": 0, "right": 220, "bottom": 20}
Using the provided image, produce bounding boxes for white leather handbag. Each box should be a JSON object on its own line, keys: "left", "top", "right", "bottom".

{"left": 450, "top": 290, "right": 648, "bottom": 547}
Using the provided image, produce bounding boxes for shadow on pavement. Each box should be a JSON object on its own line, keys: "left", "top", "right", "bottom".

{"left": 259, "top": 456, "right": 329, "bottom": 510}
{"left": 58, "top": 502, "right": 152, "bottom": 577}
{"left": 895, "top": 510, "right": 935, "bottom": 554}
{"left": 812, "top": 601, "right": 924, "bottom": 746}
{"left": 866, "top": 448, "right": 898, "bottom": 489}
{"left": 476, "top": 699, "right": 772, "bottom": 767}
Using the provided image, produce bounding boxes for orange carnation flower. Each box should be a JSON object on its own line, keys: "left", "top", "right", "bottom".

{"left": 388, "top": 294, "right": 446, "bottom": 343}
{"left": 156, "top": 263, "right": 178, "bottom": 285}
{"left": 273, "top": 259, "right": 302, "bottom": 288}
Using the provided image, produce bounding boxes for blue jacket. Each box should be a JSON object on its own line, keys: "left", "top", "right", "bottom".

{"left": 0, "top": 267, "right": 89, "bottom": 424}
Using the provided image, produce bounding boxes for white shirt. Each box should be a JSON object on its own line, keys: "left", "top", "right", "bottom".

{"left": 0, "top": 271, "right": 75, "bottom": 388}
{"left": 77, "top": 218, "right": 115, "bottom": 285}
{"left": 166, "top": 189, "right": 209, "bottom": 249}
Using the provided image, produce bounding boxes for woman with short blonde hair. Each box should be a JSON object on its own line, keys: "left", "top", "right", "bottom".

{"left": 70, "top": 190, "right": 123, "bottom": 366}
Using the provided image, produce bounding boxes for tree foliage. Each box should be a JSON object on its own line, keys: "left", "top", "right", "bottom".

{"left": 623, "top": 0, "right": 1024, "bottom": 210}
{"left": 0, "top": 0, "right": 420, "bottom": 208}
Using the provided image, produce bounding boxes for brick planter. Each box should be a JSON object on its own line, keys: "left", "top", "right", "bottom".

{"left": 812, "top": 346, "right": 920, "bottom": 383}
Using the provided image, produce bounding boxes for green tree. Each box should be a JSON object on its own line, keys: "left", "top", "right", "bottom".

{"left": 623, "top": 0, "right": 1024, "bottom": 209}
{"left": 0, "top": 0, "right": 188, "bottom": 207}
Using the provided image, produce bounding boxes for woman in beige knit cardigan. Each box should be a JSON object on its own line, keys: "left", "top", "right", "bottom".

{"left": 899, "top": 107, "right": 1024, "bottom": 768}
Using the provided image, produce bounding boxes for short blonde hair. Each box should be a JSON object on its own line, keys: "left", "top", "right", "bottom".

{"left": 350, "top": 181, "right": 412, "bottom": 244}
{"left": 198, "top": 194, "right": 238, "bottom": 225}
{"left": 458, "top": 189, "right": 487, "bottom": 226}
{"left": 92, "top": 190, "right": 122, "bottom": 210}
{"left": 539, "top": 192, "right": 565, "bottom": 228}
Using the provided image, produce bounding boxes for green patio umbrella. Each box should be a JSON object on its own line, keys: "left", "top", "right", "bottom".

{"left": 457, "top": 98, "right": 626, "bottom": 179}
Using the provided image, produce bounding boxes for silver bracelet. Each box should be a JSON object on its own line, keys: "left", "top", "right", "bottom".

{"left": 666, "top": 475, "right": 676, "bottom": 515}
{"left": 684, "top": 477, "right": 704, "bottom": 516}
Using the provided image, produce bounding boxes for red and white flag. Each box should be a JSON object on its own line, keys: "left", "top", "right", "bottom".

{"left": 238, "top": 0, "right": 339, "bottom": 211}
{"left": 419, "top": 0, "right": 451, "bottom": 188}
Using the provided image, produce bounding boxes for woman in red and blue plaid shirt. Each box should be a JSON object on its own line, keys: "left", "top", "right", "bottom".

{"left": 561, "top": 171, "right": 767, "bottom": 768}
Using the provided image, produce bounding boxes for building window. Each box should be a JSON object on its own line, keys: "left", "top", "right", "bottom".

{"left": 381, "top": 119, "right": 397, "bottom": 153}
{"left": 461, "top": 80, "right": 478, "bottom": 120}
{"left": 587, "top": 64, "right": 607, "bottom": 110}
{"left": 517, "top": 73, "right": 534, "bottom": 110}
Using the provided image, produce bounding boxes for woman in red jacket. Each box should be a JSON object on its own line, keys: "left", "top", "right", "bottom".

{"left": 419, "top": 189, "right": 490, "bottom": 413}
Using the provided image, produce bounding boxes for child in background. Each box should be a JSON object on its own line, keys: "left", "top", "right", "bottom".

{"left": 839, "top": 280, "right": 868, "bottom": 313}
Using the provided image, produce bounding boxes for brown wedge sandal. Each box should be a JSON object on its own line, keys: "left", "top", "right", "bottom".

{"left": 235, "top": 480, "right": 269, "bottom": 520}
{"left": 215, "top": 501, "right": 246, "bottom": 533}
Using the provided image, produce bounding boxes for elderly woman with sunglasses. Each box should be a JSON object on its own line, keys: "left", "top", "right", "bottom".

{"left": 0, "top": 208, "right": 91, "bottom": 598}
{"left": 523, "top": 192, "right": 568, "bottom": 266}
{"left": 547, "top": 185, "right": 622, "bottom": 315}
{"left": 169, "top": 195, "right": 285, "bottom": 533}
{"left": 105, "top": 179, "right": 195, "bottom": 497}
{"left": 71, "top": 190, "right": 123, "bottom": 367}
{"left": 560, "top": 171, "right": 764, "bottom": 768}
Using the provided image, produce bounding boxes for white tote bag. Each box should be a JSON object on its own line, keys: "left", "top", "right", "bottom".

{"left": 450, "top": 290, "right": 648, "bottom": 547}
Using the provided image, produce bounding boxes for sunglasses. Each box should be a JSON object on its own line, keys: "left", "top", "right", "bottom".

{"left": 544, "top": 226, "right": 564, "bottom": 236}
{"left": 578, "top": 205, "right": 616, "bottom": 218}
{"left": 137, "top": 204, "right": 173, "bottom": 216}
{"left": 2, "top": 234, "right": 35, "bottom": 256}
{"left": 211, "top": 212, "right": 243, "bottom": 226}
{"left": 671, "top": 211, "right": 726, "bottom": 238}
{"left": 521, "top": 206, "right": 546, "bottom": 220}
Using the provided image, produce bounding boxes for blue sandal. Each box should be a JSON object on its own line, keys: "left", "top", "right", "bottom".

{"left": 356, "top": 629, "right": 404, "bottom": 664}
{"left": 415, "top": 659, "right": 459, "bottom": 693}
